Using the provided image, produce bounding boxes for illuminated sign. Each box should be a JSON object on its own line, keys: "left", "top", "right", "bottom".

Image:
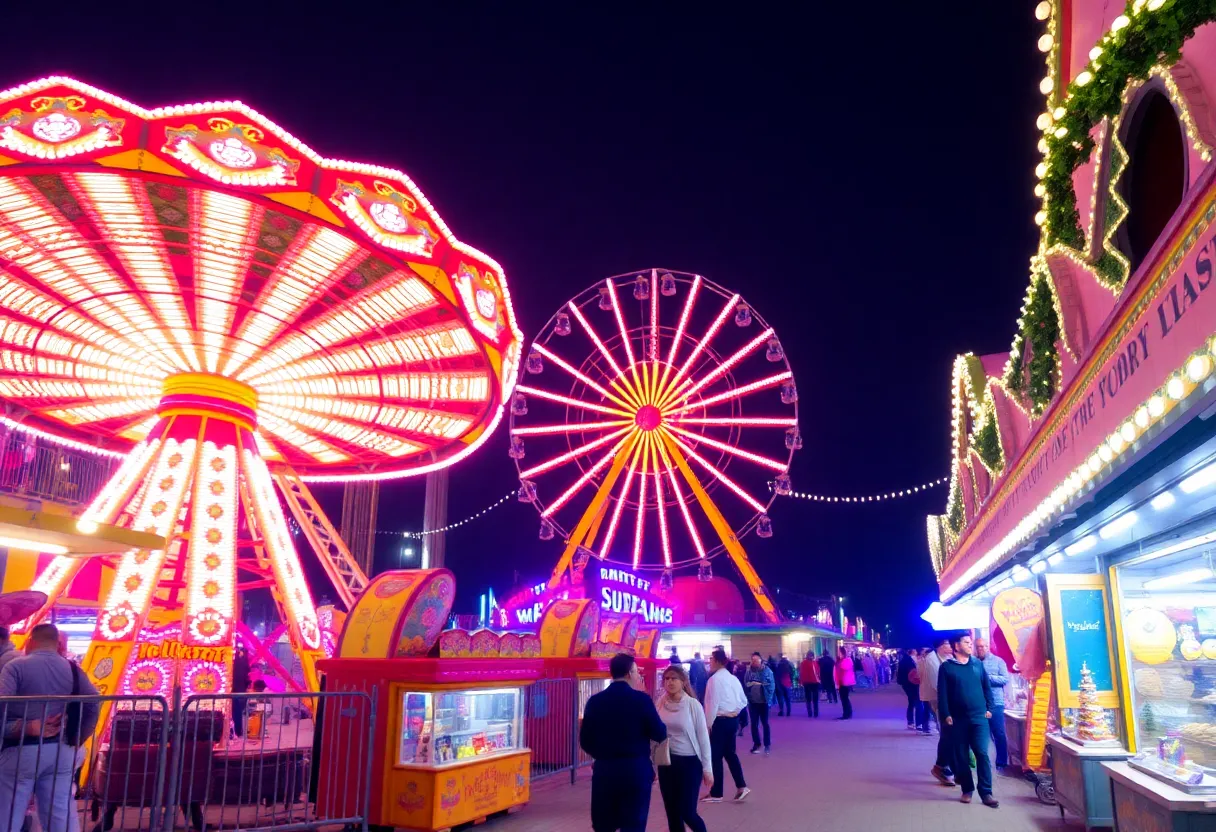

{"left": 496, "top": 565, "right": 676, "bottom": 630}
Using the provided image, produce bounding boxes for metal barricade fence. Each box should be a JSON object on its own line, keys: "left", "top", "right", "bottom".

{"left": 523, "top": 678, "right": 577, "bottom": 784}
{"left": 0, "top": 694, "right": 170, "bottom": 832}
{"left": 166, "top": 691, "right": 373, "bottom": 832}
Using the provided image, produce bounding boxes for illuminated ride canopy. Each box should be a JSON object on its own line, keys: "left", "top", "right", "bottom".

{"left": 511, "top": 270, "right": 799, "bottom": 623}
{"left": 0, "top": 77, "right": 522, "bottom": 702}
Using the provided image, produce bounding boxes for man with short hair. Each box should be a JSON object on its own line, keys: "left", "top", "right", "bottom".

{"left": 0, "top": 627, "right": 17, "bottom": 675}
{"left": 818, "top": 650, "right": 837, "bottom": 704}
{"left": 688, "top": 652, "right": 708, "bottom": 702}
{"left": 580, "top": 652, "right": 668, "bottom": 832}
{"left": 702, "top": 649, "right": 750, "bottom": 803}
{"left": 939, "top": 633, "right": 999, "bottom": 809}
{"left": 975, "top": 637, "right": 1010, "bottom": 769}
{"left": 743, "top": 653, "right": 774, "bottom": 755}
{"left": 0, "top": 623, "right": 99, "bottom": 832}
{"left": 922, "top": 636, "right": 954, "bottom": 786}
{"left": 798, "top": 652, "right": 822, "bottom": 717}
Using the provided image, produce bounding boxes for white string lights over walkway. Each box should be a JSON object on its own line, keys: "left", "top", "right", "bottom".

{"left": 774, "top": 476, "right": 948, "bottom": 503}
{"left": 383, "top": 492, "right": 515, "bottom": 539}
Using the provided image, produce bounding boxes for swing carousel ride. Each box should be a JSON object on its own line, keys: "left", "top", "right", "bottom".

{"left": 511, "top": 270, "right": 799, "bottom": 622}
{"left": 0, "top": 77, "right": 522, "bottom": 710}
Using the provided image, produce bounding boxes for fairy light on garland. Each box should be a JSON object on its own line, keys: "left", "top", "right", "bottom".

{"left": 391, "top": 491, "right": 515, "bottom": 538}
{"left": 773, "top": 476, "right": 948, "bottom": 503}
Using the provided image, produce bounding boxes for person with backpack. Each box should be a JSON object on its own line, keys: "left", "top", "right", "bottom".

{"left": 897, "top": 648, "right": 921, "bottom": 730}
{"left": 0, "top": 623, "right": 100, "bottom": 832}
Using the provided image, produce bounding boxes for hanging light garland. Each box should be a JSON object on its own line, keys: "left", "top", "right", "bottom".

{"left": 378, "top": 491, "right": 515, "bottom": 538}
{"left": 773, "top": 476, "right": 948, "bottom": 503}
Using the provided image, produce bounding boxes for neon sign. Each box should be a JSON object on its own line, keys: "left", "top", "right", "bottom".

{"left": 496, "top": 564, "right": 676, "bottom": 630}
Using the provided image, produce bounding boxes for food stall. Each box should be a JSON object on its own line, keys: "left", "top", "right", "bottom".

{"left": 317, "top": 570, "right": 543, "bottom": 832}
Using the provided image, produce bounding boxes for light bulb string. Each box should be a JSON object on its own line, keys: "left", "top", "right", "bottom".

{"left": 770, "top": 476, "right": 948, "bottom": 503}
{"left": 370, "top": 492, "right": 516, "bottom": 538}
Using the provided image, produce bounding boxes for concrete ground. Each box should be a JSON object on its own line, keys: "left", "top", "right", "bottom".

{"left": 492, "top": 685, "right": 1080, "bottom": 832}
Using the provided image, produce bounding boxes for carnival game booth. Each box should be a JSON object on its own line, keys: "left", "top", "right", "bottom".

{"left": 318, "top": 570, "right": 544, "bottom": 832}
{"left": 925, "top": 6, "right": 1216, "bottom": 829}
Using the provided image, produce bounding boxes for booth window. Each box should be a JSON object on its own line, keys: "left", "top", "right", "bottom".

{"left": 1116, "top": 89, "right": 1186, "bottom": 275}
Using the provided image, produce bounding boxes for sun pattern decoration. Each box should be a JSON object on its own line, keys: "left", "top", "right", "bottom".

{"left": 0, "top": 77, "right": 521, "bottom": 710}
{"left": 511, "top": 270, "right": 799, "bottom": 622}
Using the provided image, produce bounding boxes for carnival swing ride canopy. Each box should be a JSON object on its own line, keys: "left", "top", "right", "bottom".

{"left": 0, "top": 76, "right": 522, "bottom": 698}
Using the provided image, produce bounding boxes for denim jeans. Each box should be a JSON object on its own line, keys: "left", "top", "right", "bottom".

{"left": 0, "top": 743, "right": 79, "bottom": 832}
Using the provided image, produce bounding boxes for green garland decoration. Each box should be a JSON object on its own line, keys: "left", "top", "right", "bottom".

{"left": 1042, "top": 0, "right": 1216, "bottom": 276}
{"left": 945, "top": 480, "right": 964, "bottom": 535}
{"left": 974, "top": 403, "right": 1005, "bottom": 473}
{"left": 1004, "top": 272, "right": 1062, "bottom": 415}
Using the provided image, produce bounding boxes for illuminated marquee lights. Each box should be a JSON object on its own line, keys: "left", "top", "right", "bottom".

{"left": 185, "top": 441, "right": 237, "bottom": 646}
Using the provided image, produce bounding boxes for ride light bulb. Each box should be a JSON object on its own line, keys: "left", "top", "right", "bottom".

{"left": 511, "top": 393, "right": 528, "bottom": 416}
{"left": 633, "top": 276, "right": 650, "bottom": 301}
{"left": 734, "top": 303, "right": 752, "bottom": 327}
{"left": 766, "top": 338, "right": 784, "bottom": 362}
{"left": 780, "top": 381, "right": 798, "bottom": 404}
{"left": 538, "top": 519, "right": 555, "bottom": 541}
{"left": 660, "top": 272, "right": 677, "bottom": 296}
{"left": 756, "top": 514, "right": 773, "bottom": 538}
{"left": 785, "top": 427, "right": 803, "bottom": 450}
{"left": 526, "top": 351, "right": 543, "bottom": 374}
{"left": 554, "top": 312, "right": 572, "bottom": 336}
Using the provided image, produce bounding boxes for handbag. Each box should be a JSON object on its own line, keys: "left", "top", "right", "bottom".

{"left": 652, "top": 738, "right": 671, "bottom": 766}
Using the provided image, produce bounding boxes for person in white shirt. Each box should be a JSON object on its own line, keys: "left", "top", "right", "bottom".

{"left": 701, "top": 649, "right": 750, "bottom": 803}
{"left": 656, "top": 665, "right": 712, "bottom": 832}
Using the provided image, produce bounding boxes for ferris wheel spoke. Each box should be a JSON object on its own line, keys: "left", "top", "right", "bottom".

{"left": 567, "top": 301, "right": 644, "bottom": 409}
{"left": 652, "top": 449, "right": 672, "bottom": 568}
{"left": 511, "top": 419, "right": 632, "bottom": 437}
{"left": 632, "top": 435, "right": 651, "bottom": 568}
{"left": 657, "top": 275, "right": 701, "bottom": 397}
{"left": 541, "top": 432, "right": 635, "bottom": 518}
{"left": 665, "top": 424, "right": 789, "bottom": 473}
{"left": 654, "top": 291, "right": 738, "bottom": 409}
{"left": 661, "top": 327, "right": 774, "bottom": 410}
{"left": 530, "top": 344, "right": 635, "bottom": 411}
{"left": 605, "top": 279, "right": 646, "bottom": 402}
{"left": 662, "top": 428, "right": 766, "bottom": 513}
{"left": 654, "top": 439, "right": 707, "bottom": 560}
{"left": 670, "top": 416, "right": 797, "bottom": 427}
{"left": 518, "top": 425, "right": 634, "bottom": 479}
{"left": 665, "top": 370, "right": 792, "bottom": 416}
{"left": 515, "top": 384, "right": 634, "bottom": 418}
{"left": 598, "top": 434, "right": 645, "bottom": 558}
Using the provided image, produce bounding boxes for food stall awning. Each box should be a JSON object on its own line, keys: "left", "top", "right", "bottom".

{"left": 0, "top": 504, "right": 165, "bottom": 556}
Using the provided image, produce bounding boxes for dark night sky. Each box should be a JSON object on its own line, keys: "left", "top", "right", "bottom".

{"left": 0, "top": 4, "right": 1045, "bottom": 645}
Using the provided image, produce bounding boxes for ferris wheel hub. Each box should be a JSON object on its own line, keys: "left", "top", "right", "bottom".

{"left": 635, "top": 404, "right": 663, "bottom": 432}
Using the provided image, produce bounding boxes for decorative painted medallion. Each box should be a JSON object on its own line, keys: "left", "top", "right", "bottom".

{"left": 163, "top": 118, "right": 300, "bottom": 186}
{"left": 0, "top": 96, "right": 124, "bottom": 159}
{"left": 330, "top": 179, "right": 438, "bottom": 256}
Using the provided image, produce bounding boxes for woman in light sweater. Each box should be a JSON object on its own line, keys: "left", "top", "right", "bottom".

{"left": 656, "top": 664, "right": 712, "bottom": 832}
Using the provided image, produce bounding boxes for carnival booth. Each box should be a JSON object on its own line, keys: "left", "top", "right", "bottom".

{"left": 924, "top": 3, "right": 1216, "bottom": 828}
{"left": 317, "top": 570, "right": 542, "bottom": 832}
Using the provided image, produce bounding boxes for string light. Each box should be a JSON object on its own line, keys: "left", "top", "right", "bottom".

{"left": 774, "top": 476, "right": 948, "bottom": 503}
{"left": 395, "top": 492, "right": 515, "bottom": 538}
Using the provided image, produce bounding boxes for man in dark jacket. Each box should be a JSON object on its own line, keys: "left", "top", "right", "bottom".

{"left": 688, "top": 652, "right": 708, "bottom": 702}
{"left": 938, "top": 633, "right": 999, "bottom": 808}
{"left": 818, "top": 651, "right": 837, "bottom": 704}
{"left": 897, "top": 648, "right": 920, "bottom": 729}
{"left": 580, "top": 653, "right": 668, "bottom": 831}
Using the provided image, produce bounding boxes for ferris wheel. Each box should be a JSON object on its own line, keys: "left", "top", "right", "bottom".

{"left": 510, "top": 269, "right": 799, "bottom": 621}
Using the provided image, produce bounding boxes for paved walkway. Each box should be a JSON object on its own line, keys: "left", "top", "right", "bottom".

{"left": 494, "top": 686, "right": 1079, "bottom": 832}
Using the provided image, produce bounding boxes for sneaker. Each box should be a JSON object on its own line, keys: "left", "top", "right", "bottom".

{"left": 749, "top": 745, "right": 761, "bottom": 754}
{"left": 931, "top": 766, "right": 956, "bottom": 787}
{"left": 700, "top": 795, "right": 723, "bottom": 803}
{"left": 981, "top": 795, "right": 1000, "bottom": 809}
{"left": 960, "top": 792, "right": 973, "bottom": 804}
{"left": 734, "top": 787, "right": 752, "bottom": 802}
{"left": 906, "top": 724, "right": 916, "bottom": 730}
{"left": 764, "top": 747, "right": 771, "bottom": 756}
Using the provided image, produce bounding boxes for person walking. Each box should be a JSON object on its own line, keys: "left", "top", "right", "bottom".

{"left": 974, "top": 637, "right": 1010, "bottom": 770}
{"left": 702, "top": 649, "right": 750, "bottom": 803}
{"left": 743, "top": 653, "right": 774, "bottom": 754}
{"left": 860, "top": 651, "right": 876, "bottom": 690}
{"left": 774, "top": 654, "right": 794, "bottom": 717}
{"left": 655, "top": 665, "right": 712, "bottom": 832}
{"left": 897, "top": 648, "right": 920, "bottom": 730}
{"left": 922, "top": 637, "right": 955, "bottom": 785}
{"left": 798, "top": 652, "right": 822, "bottom": 717}
{"left": 730, "top": 658, "right": 748, "bottom": 737}
{"left": 818, "top": 650, "right": 837, "bottom": 704}
{"left": 579, "top": 653, "right": 668, "bottom": 832}
{"left": 834, "top": 646, "right": 856, "bottom": 719}
{"left": 938, "top": 633, "right": 999, "bottom": 808}
{"left": 688, "top": 652, "right": 708, "bottom": 703}
{"left": 0, "top": 623, "right": 100, "bottom": 832}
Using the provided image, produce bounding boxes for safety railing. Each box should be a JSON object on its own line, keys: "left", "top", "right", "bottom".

{"left": 0, "top": 427, "right": 119, "bottom": 508}
{"left": 523, "top": 678, "right": 578, "bottom": 785}
{"left": 0, "top": 690, "right": 373, "bottom": 832}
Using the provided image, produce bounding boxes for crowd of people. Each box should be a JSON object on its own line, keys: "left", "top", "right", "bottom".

{"left": 893, "top": 633, "right": 1010, "bottom": 810}
{"left": 579, "top": 644, "right": 897, "bottom": 831}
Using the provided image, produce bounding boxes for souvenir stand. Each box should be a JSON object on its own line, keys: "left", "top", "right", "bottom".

{"left": 317, "top": 570, "right": 543, "bottom": 832}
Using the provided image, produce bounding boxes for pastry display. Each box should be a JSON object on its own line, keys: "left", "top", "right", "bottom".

{"left": 1135, "top": 667, "right": 1164, "bottom": 697}
{"left": 1126, "top": 607, "right": 1178, "bottom": 665}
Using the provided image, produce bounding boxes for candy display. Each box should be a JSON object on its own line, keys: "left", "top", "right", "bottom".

{"left": 1075, "top": 662, "right": 1119, "bottom": 745}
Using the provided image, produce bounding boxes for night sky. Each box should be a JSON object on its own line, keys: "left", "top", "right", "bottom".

{"left": 0, "top": 4, "right": 1045, "bottom": 645}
